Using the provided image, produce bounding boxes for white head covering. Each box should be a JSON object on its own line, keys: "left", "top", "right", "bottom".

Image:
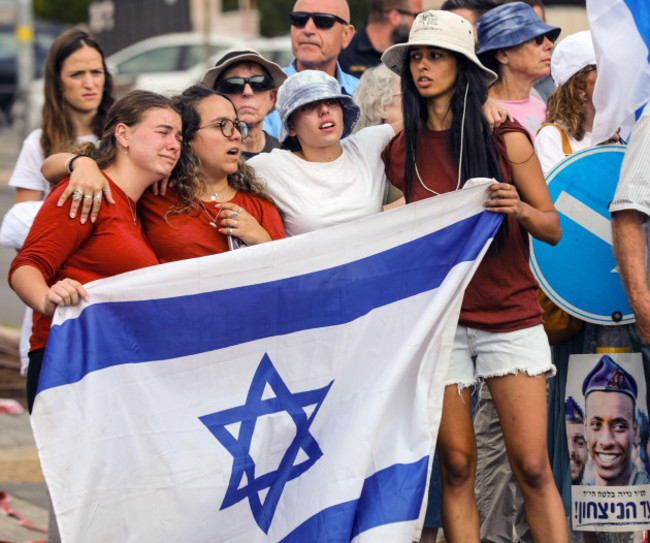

{"left": 382, "top": 10, "right": 497, "bottom": 85}
{"left": 551, "top": 31, "right": 596, "bottom": 88}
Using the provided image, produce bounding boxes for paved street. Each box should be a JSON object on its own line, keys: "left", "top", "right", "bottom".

{"left": 0, "top": 126, "right": 51, "bottom": 542}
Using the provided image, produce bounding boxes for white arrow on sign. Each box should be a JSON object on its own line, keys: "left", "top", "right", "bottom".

{"left": 554, "top": 191, "right": 618, "bottom": 273}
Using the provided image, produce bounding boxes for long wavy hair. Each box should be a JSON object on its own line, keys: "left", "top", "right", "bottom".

{"left": 170, "top": 85, "right": 278, "bottom": 216}
{"left": 401, "top": 52, "right": 505, "bottom": 202}
{"left": 93, "top": 90, "right": 191, "bottom": 187}
{"left": 41, "top": 28, "right": 114, "bottom": 157}
{"left": 545, "top": 65, "right": 595, "bottom": 141}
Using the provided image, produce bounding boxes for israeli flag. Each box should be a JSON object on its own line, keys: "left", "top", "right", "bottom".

{"left": 588, "top": 0, "right": 650, "bottom": 143}
{"left": 31, "top": 182, "right": 501, "bottom": 542}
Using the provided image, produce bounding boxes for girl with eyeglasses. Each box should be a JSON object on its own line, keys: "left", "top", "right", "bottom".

{"left": 201, "top": 49, "right": 288, "bottom": 160}
{"left": 137, "top": 86, "right": 285, "bottom": 260}
{"left": 42, "top": 86, "right": 285, "bottom": 261}
{"left": 381, "top": 10, "right": 566, "bottom": 542}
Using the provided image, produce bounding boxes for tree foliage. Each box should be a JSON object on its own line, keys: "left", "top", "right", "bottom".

{"left": 34, "top": 0, "right": 93, "bottom": 24}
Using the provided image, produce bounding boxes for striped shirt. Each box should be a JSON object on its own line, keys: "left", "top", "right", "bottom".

{"left": 610, "top": 105, "right": 650, "bottom": 217}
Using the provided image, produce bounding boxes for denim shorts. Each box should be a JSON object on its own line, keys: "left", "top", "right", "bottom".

{"left": 444, "top": 324, "right": 555, "bottom": 388}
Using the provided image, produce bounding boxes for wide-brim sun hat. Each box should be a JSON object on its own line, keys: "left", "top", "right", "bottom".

{"left": 476, "top": 2, "right": 561, "bottom": 56}
{"left": 381, "top": 10, "right": 497, "bottom": 85}
{"left": 551, "top": 30, "right": 596, "bottom": 87}
{"left": 201, "top": 48, "right": 287, "bottom": 90}
{"left": 275, "top": 70, "right": 360, "bottom": 142}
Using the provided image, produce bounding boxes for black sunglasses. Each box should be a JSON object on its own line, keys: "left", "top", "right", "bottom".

{"left": 533, "top": 32, "right": 557, "bottom": 45}
{"left": 216, "top": 75, "right": 275, "bottom": 94}
{"left": 290, "top": 11, "right": 349, "bottom": 29}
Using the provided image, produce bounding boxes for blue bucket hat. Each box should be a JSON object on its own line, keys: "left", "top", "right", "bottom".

{"left": 476, "top": 2, "right": 561, "bottom": 56}
{"left": 275, "top": 70, "right": 360, "bottom": 143}
{"left": 582, "top": 355, "right": 638, "bottom": 402}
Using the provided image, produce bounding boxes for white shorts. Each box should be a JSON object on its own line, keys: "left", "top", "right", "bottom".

{"left": 444, "top": 324, "right": 555, "bottom": 388}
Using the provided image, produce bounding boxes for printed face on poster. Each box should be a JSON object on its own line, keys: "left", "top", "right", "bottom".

{"left": 566, "top": 353, "right": 650, "bottom": 532}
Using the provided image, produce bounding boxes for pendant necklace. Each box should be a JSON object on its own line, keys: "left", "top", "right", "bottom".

{"left": 125, "top": 194, "right": 137, "bottom": 225}
{"left": 198, "top": 200, "right": 218, "bottom": 228}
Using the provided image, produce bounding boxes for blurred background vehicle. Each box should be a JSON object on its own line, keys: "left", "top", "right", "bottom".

{"left": 0, "top": 21, "right": 67, "bottom": 125}
{"left": 15, "top": 32, "right": 292, "bottom": 132}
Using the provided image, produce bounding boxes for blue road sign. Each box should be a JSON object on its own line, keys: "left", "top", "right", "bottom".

{"left": 530, "top": 145, "right": 632, "bottom": 325}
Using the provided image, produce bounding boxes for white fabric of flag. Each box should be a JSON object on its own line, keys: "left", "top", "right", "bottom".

{"left": 587, "top": 0, "right": 650, "bottom": 143}
{"left": 31, "top": 182, "right": 501, "bottom": 542}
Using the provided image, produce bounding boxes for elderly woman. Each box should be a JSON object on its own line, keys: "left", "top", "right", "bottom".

{"left": 353, "top": 63, "right": 403, "bottom": 131}
{"left": 476, "top": 1, "right": 561, "bottom": 139}
{"left": 9, "top": 90, "right": 183, "bottom": 413}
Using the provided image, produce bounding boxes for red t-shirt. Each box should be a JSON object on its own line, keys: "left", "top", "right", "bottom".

{"left": 382, "top": 121, "right": 543, "bottom": 332}
{"left": 138, "top": 187, "right": 286, "bottom": 263}
{"left": 9, "top": 175, "right": 160, "bottom": 351}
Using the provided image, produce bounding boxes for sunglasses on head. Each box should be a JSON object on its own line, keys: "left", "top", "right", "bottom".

{"left": 290, "top": 11, "right": 349, "bottom": 29}
{"left": 216, "top": 75, "right": 275, "bottom": 94}
{"left": 533, "top": 32, "right": 557, "bottom": 45}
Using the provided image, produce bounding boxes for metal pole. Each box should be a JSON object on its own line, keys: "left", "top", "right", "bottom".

{"left": 15, "top": 0, "right": 34, "bottom": 140}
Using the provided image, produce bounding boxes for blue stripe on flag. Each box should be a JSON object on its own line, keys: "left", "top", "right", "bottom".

{"left": 40, "top": 211, "right": 501, "bottom": 393}
{"left": 279, "top": 456, "right": 429, "bottom": 542}
{"left": 623, "top": 0, "right": 650, "bottom": 62}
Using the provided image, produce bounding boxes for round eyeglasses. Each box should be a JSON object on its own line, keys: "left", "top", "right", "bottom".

{"left": 198, "top": 118, "right": 249, "bottom": 140}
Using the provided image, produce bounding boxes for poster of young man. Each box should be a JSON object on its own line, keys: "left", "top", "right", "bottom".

{"left": 566, "top": 353, "right": 650, "bottom": 533}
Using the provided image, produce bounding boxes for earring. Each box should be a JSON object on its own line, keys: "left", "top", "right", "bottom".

{"left": 582, "top": 93, "right": 589, "bottom": 102}
{"left": 124, "top": 145, "right": 129, "bottom": 155}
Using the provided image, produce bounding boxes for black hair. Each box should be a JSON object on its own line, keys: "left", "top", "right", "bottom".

{"left": 400, "top": 51, "right": 505, "bottom": 202}
{"left": 441, "top": 0, "right": 498, "bottom": 16}
{"left": 400, "top": 50, "right": 508, "bottom": 251}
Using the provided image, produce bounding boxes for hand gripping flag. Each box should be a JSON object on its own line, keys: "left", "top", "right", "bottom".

{"left": 587, "top": 0, "right": 650, "bottom": 143}
{"left": 31, "top": 182, "right": 502, "bottom": 542}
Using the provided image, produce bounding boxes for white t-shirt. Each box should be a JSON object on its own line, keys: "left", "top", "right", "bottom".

{"left": 8, "top": 128, "right": 99, "bottom": 192}
{"left": 248, "top": 124, "right": 394, "bottom": 236}
{"left": 534, "top": 124, "right": 593, "bottom": 176}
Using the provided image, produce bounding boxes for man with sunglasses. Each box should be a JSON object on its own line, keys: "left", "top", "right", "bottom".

{"left": 339, "top": 0, "right": 422, "bottom": 79}
{"left": 202, "top": 49, "right": 288, "bottom": 159}
{"left": 263, "top": 0, "right": 358, "bottom": 139}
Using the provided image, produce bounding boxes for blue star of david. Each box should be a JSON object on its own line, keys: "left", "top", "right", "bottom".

{"left": 199, "top": 353, "right": 333, "bottom": 534}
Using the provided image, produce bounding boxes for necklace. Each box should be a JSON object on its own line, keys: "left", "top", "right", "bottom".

{"left": 125, "top": 194, "right": 137, "bottom": 225}
{"left": 414, "top": 162, "right": 461, "bottom": 196}
{"left": 207, "top": 185, "right": 231, "bottom": 203}
{"left": 198, "top": 200, "right": 218, "bottom": 228}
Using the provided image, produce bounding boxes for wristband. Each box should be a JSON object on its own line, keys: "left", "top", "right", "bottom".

{"left": 67, "top": 154, "right": 92, "bottom": 174}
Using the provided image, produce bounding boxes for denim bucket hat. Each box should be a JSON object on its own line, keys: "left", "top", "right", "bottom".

{"left": 476, "top": 2, "right": 561, "bottom": 56}
{"left": 382, "top": 10, "right": 497, "bottom": 85}
{"left": 276, "top": 70, "right": 360, "bottom": 142}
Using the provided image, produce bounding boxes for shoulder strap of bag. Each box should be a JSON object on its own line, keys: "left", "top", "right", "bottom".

{"left": 538, "top": 122, "right": 572, "bottom": 156}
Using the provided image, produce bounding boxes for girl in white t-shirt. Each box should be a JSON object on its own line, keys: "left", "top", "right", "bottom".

{"left": 0, "top": 28, "right": 114, "bottom": 374}
{"left": 247, "top": 69, "right": 401, "bottom": 237}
